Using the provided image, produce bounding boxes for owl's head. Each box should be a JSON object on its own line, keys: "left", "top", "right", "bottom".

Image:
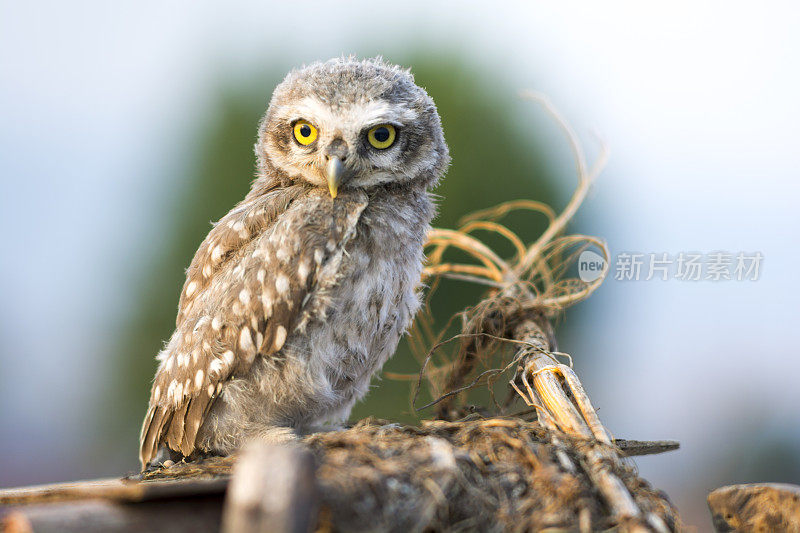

{"left": 255, "top": 57, "right": 449, "bottom": 198}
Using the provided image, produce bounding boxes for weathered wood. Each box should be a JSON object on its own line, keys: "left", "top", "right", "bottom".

{"left": 0, "top": 477, "right": 228, "bottom": 506}
{"left": 222, "top": 443, "right": 318, "bottom": 533}
{"left": 1, "top": 496, "right": 223, "bottom": 533}
{"left": 708, "top": 483, "right": 800, "bottom": 532}
{"left": 615, "top": 439, "right": 680, "bottom": 457}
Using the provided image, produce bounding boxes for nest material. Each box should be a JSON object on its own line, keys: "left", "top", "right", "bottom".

{"left": 402, "top": 93, "right": 612, "bottom": 419}
{"left": 142, "top": 417, "right": 679, "bottom": 532}
{"left": 309, "top": 418, "right": 678, "bottom": 532}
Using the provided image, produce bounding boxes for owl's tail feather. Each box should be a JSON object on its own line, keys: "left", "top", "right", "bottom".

{"left": 140, "top": 388, "right": 218, "bottom": 470}
{"left": 165, "top": 388, "right": 216, "bottom": 458}
{"left": 139, "top": 405, "right": 173, "bottom": 470}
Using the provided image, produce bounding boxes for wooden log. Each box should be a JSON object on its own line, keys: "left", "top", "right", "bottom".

{"left": 222, "top": 443, "right": 318, "bottom": 533}
{"left": 0, "top": 477, "right": 227, "bottom": 506}
{"left": 1, "top": 496, "right": 223, "bottom": 533}
{"left": 708, "top": 483, "right": 800, "bottom": 532}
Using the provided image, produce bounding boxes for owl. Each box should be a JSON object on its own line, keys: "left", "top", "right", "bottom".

{"left": 139, "top": 57, "right": 450, "bottom": 469}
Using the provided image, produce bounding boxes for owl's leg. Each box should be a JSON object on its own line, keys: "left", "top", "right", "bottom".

{"left": 295, "top": 398, "right": 356, "bottom": 435}
{"left": 252, "top": 425, "right": 299, "bottom": 444}
{"left": 197, "top": 418, "right": 300, "bottom": 456}
{"left": 195, "top": 385, "right": 302, "bottom": 456}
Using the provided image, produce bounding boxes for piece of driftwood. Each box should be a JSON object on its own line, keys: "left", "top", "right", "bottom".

{"left": 222, "top": 443, "right": 318, "bottom": 533}
{"left": 708, "top": 483, "right": 800, "bottom": 532}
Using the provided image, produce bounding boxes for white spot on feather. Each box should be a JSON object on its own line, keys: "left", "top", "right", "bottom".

{"left": 209, "top": 358, "right": 224, "bottom": 376}
{"left": 174, "top": 381, "right": 183, "bottom": 402}
{"left": 275, "top": 274, "right": 290, "bottom": 297}
{"left": 194, "top": 369, "right": 204, "bottom": 388}
{"left": 185, "top": 280, "right": 198, "bottom": 297}
{"left": 298, "top": 261, "right": 310, "bottom": 284}
{"left": 232, "top": 221, "right": 248, "bottom": 238}
{"left": 240, "top": 327, "right": 254, "bottom": 353}
{"left": 261, "top": 295, "right": 272, "bottom": 318}
{"left": 274, "top": 326, "right": 287, "bottom": 351}
{"left": 222, "top": 350, "right": 235, "bottom": 366}
{"left": 167, "top": 380, "right": 177, "bottom": 401}
{"left": 153, "top": 385, "right": 161, "bottom": 402}
{"left": 212, "top": 316, "right": 222, "bottom": 331}
{"left": 211, "top": 245, "right": 224, "bottom": 263}
{"left": 239, "top": 289, "right": 251, "bottom": 305}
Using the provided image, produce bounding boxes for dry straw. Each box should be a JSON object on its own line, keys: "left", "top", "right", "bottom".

{"left": 399, "top": 91, "right": 609, "bottom": 417}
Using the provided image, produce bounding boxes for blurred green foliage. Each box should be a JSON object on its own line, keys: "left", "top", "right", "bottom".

{"left": 107, "top": 54, "right": 559, "bottom": 463}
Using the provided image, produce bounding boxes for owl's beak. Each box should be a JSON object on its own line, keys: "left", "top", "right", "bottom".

{"left": 326, "top": 156, "right": 345, "bottom": 199}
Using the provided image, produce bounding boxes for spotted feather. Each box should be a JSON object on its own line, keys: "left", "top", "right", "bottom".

{"left": 139, "top": 189, "right": 368, "bottom": 468}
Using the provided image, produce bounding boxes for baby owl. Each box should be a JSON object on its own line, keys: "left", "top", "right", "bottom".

{"left": 139, "top": 57, "right": 450, "bottom": 469}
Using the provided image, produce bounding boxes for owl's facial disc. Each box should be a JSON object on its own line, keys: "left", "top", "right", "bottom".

{"left": 265, "top": 96, "right": 422, "bottom": 197}
{"left": 257, "top": 58, "right": 450, "bottom": 195}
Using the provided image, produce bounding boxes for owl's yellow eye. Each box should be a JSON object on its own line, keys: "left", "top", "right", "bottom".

{"left": 367, "top": 124, "right": 396, "bottom": 149}
{"left": 293, "top": 120, "right": 318, "bottom": 146}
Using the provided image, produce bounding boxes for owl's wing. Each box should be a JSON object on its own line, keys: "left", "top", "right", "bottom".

{"left": 174, "top": 185, "right": 303, "bottom": 326}
{"left": 139, "top": 190, "right": 368, "bottom": 469}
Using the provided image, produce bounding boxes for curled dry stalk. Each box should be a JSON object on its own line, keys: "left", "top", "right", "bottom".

{"left": 409, "top": 93, "right": 669, "bottom": 531}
